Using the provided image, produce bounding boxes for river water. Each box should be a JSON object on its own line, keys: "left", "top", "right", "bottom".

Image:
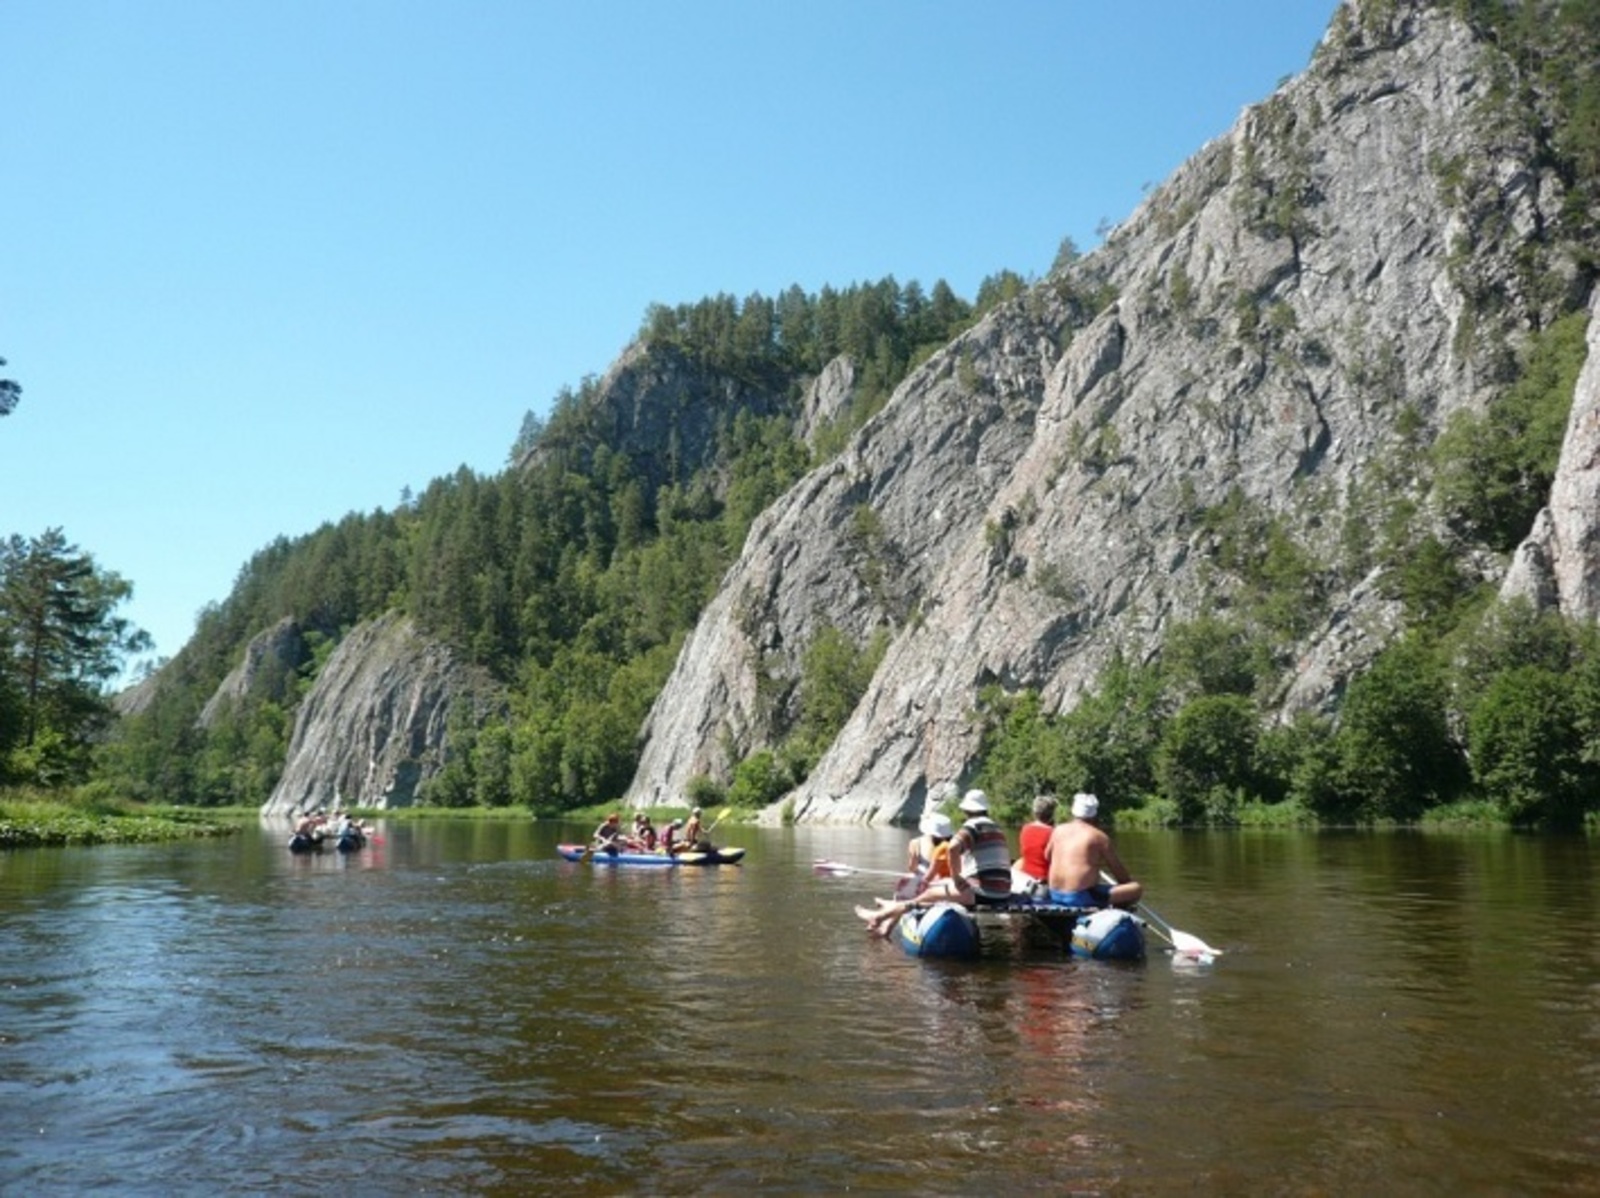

{"left": 1, "top": 819, "right": 1596, "bottom": 1195}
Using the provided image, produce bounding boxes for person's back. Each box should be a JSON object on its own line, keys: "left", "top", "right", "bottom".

{"left": 1045, "top": 818, "right": 1107, "bottom": 893}
{"left": 951, "top": 792, "right": 1012, "bottom": 902}
{"left": 1046, "top": 793, "right": 1143, "bottom": 909}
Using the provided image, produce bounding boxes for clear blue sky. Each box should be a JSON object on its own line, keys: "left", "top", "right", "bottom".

{"left": 1, "top": 0, "right": 1338, "bottom": 676}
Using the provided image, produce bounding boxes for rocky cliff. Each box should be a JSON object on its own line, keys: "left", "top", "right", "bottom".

{"left": 626, "top": 0, "right": 1594, "bottom": 823}
{"left": 1503, "top": 290, "right": 1600, "bottom": 616}
{"left": 261, "top": 612, "right": 504, "bottom": 814}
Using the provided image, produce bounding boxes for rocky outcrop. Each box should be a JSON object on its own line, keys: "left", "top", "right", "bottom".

{"left": 798, "top": 355, "right": 857, "bottom": 447}
{"left": 518, "top": 340, "right": 791, "bottom": 496}
{"left": 627, "top": 0, "right": 1592, "bottom": 824}
{"left": 1501, "top": 291, "right": 1600, "bottom": 617}
{"left": 199, "top": 616, "right": 306, "bottom": 727}
{"left": 261, "top": 613, "right": 505, "bottom": 814}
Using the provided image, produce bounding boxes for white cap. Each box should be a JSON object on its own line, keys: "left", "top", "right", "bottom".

{"left": 959, "top": 789, "right": 989, "bottom": 814}
{"left": 1071, "top": 792, "right": 1100, "bottom": 820}
{"left": 919, "top": 811, "right": 954, "bottom": 839}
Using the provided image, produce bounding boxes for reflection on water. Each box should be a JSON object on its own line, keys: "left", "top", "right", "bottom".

{"left": 0, "top": 821, "right": 1596, "bottom": 1193}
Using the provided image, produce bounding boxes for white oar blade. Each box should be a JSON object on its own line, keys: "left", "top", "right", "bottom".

{"left": 1170, "top": 929, "right": 1222, "bottom": 958}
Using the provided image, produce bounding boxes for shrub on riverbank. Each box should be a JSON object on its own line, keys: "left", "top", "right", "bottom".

{"left": 0, "top": 786, "right": 240, "bottom": 848}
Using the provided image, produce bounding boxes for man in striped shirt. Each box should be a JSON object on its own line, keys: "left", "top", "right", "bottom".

{"left": 947, "top": 789, "right": 1014, "bottom": 906}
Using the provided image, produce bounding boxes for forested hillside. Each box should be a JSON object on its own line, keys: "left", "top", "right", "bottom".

{"left": 92, "top": 276, "right": 1021, "bottom": 810}
{"left": 622, "top": 0, "right": 1600, "bottom": 831}
{"left": 11, "top": 0, "right": 1600, "bottom": 833}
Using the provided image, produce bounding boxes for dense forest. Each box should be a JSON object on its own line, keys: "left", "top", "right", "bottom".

{"left": 59, "top": 274, "right": 1021, "bottom": 813}
{"left": 5, "top": 0, "right": 1599, "bottom": 830}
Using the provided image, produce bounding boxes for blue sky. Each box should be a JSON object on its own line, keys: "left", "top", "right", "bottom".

{"left": 1, "top": 0, "right": 1338, "bottom": 676}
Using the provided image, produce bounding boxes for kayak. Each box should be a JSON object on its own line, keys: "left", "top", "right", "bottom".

{"left": 555, "top": 844, "right": 745, "bottom": 866}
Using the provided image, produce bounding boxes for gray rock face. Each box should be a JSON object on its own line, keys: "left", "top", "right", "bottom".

{"left": 518, "top": 339, "right": 789, "bottom": 495}
{"left": 1502, "top": 291, "right": 1600, "bottom": 618}
{"left": 261, "top": 613, "right": 503, "bottom": 814}
{"left": 798, "top": 355, "right": 857, "bottom": 448}
{"left": 627, "top": 0, "right": 1592, "bottom": 824}
{"left": 199, "top": 616, "right": 306, "bottom": 727}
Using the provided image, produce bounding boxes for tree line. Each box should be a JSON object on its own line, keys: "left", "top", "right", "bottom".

{"left": 78, "top": 275, "right": 995, "bottom": 810}
{"left": 7, "top": 0, "right": 1598, "bottom": 826}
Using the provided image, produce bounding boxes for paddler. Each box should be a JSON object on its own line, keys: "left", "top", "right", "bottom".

{"left": 1045, "top": 793, "right": 1142, "bottom": 909}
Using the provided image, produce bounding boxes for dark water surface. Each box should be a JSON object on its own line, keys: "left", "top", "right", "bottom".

{"left": 1, "top": 820, "right": 1596, "bottom": 1195}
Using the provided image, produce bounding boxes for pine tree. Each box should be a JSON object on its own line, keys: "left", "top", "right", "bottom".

{"left": 0, "top": 529, "right": 150, "bottom": 782}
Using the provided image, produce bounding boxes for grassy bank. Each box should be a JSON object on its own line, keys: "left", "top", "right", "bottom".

{"left": 0, "top": 787, "right": 244, "bottom": 848}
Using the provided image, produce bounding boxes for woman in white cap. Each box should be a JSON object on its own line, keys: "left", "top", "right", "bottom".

{"left": 859, "top": 788, "right": 1011, "bottom": 935}
{"left": 1045, "top": 792, "right": 1143, "bottom": 908}
{"left": 895, "top": 810, "right": 954, "bottom": 900}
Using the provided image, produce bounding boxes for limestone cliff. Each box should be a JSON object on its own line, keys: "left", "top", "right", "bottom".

{"left": 1502, "top": 291, "right": 1600, "bottom": 617}
{"left": 261, "top": 613, "right": 504, "bottom": 814}
{"left": 198, "top": 616, "right": 306, "bottom": 727}
{"left": 626, "top": 0, "right": 1594, "bottom": 823}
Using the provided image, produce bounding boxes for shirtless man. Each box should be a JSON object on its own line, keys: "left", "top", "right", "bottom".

{"left": 1045, "top": 793, "right": 1143, "bottom": 909}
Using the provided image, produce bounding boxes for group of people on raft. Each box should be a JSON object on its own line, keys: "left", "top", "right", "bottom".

{"left": 858, "top": 788, "right": 1142, "bottom": 936}
{"left": 289, "top": 808, "right": 370, "bottom": 851}
{"left": 589, "top": 807, "right": 717, "bottom": 856}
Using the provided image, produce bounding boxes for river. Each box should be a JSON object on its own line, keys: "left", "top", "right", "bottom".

{"left": 1, "top": 819, "right": 1596, "bottom": 1195}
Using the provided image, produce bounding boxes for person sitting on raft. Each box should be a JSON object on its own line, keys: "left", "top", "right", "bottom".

{"left": 1011, "top": 793, "right": 1057, "bottom": 899}
{"left": 681, "top": 806, "right": 715, "bottom": 852}
{"left": 636, "top": 814, "right": 658, "bottom": 851}
{"left": 591, "top": 813, "right": 625, "bottom": 854}
{"left": 1045, "top": 793, "right": 1143, "bottom": 909}
{"left": 659, "top": 818, "right": 683, "bottom": 856}
{"left": 895, "top": 810, "right": 954, "bottom": 900}
{"left": 861, "top": 790, "right": 1011, "bottom": 935}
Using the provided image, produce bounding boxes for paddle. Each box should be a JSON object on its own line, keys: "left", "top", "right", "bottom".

{"left": 812, "top": 858, "right": 912, "bottom": 880}
{"left": 1100, "top": 871, "right": 1221, "bottom": 959}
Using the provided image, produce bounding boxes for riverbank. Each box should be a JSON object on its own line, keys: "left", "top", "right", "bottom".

{"left": 0, "top": 788, "right": 244, "bottom": 848}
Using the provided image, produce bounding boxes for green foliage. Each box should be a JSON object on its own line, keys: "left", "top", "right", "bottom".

{"left": 1330, "top": 638, "right": 1465, "bottom": 821}
{"left": 1156, "top": 694, "right": 1260, "bottom": 824}
{"left": 1383, "top": 533, "right": 1477, "bottom": 633}
{"left": 1434, "top": 309, "right": 1590, "bottom": 551}
{"left": 1467, "top": 665, "right": 1589, "bottom": 828}
{"left": 1200, "top": 489, "right": 1329, "bottom": 642}
{"left": 97, "top": 271, "right": 1000, "bottom": 812}
{"left": 971, "top": 655, "right": 1168, "bottom": 819}
{"left": 794, "top": 624, "right": 887, "bottom": 761}
{"left": 0, "top": 529, "right": 151, "bottom": 786}
{"left": 0, "top": 789, "right": 237, "bottom": 847}
{"left": 685, "top": 775, "right": 726, "bottom": 809}
{"left": 1160, "top": 615, "right": 1269, "bottom": 699}
{"left": 726, "top": 750, "right": 795, "bottom": 809}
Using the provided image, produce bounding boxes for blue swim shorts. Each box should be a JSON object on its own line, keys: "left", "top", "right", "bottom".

{"left": 1048, "top": 885, "right": 1110, "bottom": 908}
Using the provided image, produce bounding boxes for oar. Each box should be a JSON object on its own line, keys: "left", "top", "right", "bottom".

{"left": 812, "top": 859, "right": 911, "bottom": 880}
{"left": 1101, "top": 872, "right": 1222, "bottom": 959}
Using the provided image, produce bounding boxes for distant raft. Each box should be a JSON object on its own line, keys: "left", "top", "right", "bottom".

{"left": 555, "top": 843, "right": 745, "bottom": 866}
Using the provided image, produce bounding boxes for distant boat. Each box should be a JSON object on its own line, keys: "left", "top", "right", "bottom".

{"left": 555, "top": 843, "right": 745, "bottom": 866}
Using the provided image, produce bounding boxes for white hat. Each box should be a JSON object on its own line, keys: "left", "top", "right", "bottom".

{"left": 919, "top": 812, "right": 954, "bottom": 839}
{"left": 1071, "top": 792, "right": 1100, "bottom": 820}
{"left": 959, "top": 789, "right": 989, "bottom": 814}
